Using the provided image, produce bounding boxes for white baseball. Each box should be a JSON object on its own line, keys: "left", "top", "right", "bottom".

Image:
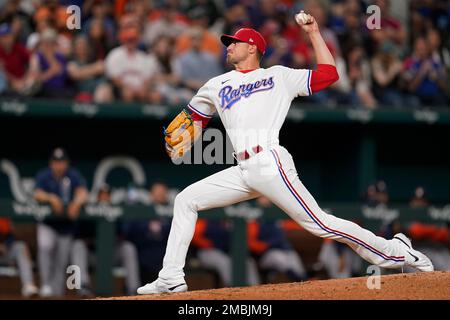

{"left": 295, "top": 11, "right": 310, "bottom": 25}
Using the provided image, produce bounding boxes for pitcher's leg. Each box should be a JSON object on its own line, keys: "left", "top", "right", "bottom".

{"left": 252, "top": 148, "right": 406, "bottom": 269}
{"left": 158, "top": 166, "right": 259, "bottom": 282}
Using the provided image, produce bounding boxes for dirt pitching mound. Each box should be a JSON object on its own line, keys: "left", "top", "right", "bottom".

{"left": 102, "top": 271, "right": 450, "bottom": 300}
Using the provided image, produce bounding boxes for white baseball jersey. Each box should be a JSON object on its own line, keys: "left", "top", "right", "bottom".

{"left": 154, "top": 66, "right": 426, "bottom": 287}
{"left": 187, "top": 66, "right": 312, "bottom": 152}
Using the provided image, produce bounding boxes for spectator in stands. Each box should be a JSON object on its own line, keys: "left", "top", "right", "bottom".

{"left": 82, "top": 0, "right": 116, "bottom": 49}
{"left": 149, "top": 35, "right": 192, "bottom": 105}
{"left": 337, "top": 0, "right": 365, "bottom": 52}
{"left": 371, "top": 41, "right": 416, "bottom": 108}
{"left": 279, "top": 18, "right": 311, "bottom": 69}
{"left": 105, "top": 24, "right": 160, "bottom": 103}
{"left": 346, "top": 42, "right": 378, "bottom": 109}
{"left": 427, "top": 28, "right": 450, "bottom": 72}
{"left": 26, "top": 19, "right": 49, "bottom": 54}
{"left": 185, "top": 0, "right": 220, "bottom": 29}
{"left": 112, "top": 0, "right": 137, "bottom": 20}
{"left": 0, "top": 67, "right": 7, "bottom": 94}
{"left": 173, "top": 26, "right": 222, "bottom": 93}
{"left": 324, "top": 46, "right": 354, "bottom": 107}
{"left": 85, "top": 17, "right": 115, "bottom": 61}
{"left": 33, "top": 0, "right": 73, "bottom": 56}
{"left": 25, "top": 15, "right": 72, "bottom": 57}
{"left": 375, "top": 180, "right": 389, "bottom": 205}
{"left": 247, "top": 0, "right": 286, "bottom": 30}
{"left": 148, "top": 181, "right": 173, "bottom": 210}
{"left": 220, "top": 3, "right": 251, "bottom": 39}
{"left": 68, "top": 35, "right": 113, "bottom": 103}
{"left": 304, "top": 0, "right": 341, "bottom": 62}
{"left": 175, "top": 6, "right": 221, "bottom": 59}
{"left": 402, "top": 37, "right": 448, "bottom": 107}
{"left": 192, "top": 218, "right": 261, "bottom": 287}
{"left": 409, "top": 186, "right": 429, "bottom": 209}
{"left": 122, "top": 181, "right": 172, "bottom": 285}
{"left": 0, "top": 0, "right": 34, "bottom": 44}
{"left": 71, "top": 183, "right": 141, "bottom": 296}
{"left": 0, "top": 218, "right": 38, "bottom": 297}
{"left": 33, "top": 0, "right": 70, "bottom": 35}
{"left": 128, "top": 0, "right": 152, "bottom": 29}
{"left": 368, "top": 0, "right": 407, "bottom": 54}
{"left": 261, "top": 20, "right": 293, "bottom": 69}
{"left": 33, "top": 148, "right": 88, "bottom": 297}
{"left": 142, "top": 1, "right": 188, "bottom": 49}
{"left": 27, "top": 28, "right": 74, "bottom": 99}
{"left": 427, "top": 28, "right": 450, "bottom": 97}
{"left": 363, "top": 181, "right": 389, "bottom": 207}
{"left": 327, "top": 0, "right": 347, "bottom": 38}
{"left": 0, "top": 23, "right": 30, "bottom": 97}
{"left": 250, "top": 196, "right": 308, "bottom": 283}
{"left": 408, "top": 0, "right": 449, "bottom": 46}
{"left": 363, "top": 184, "right": 379, "bottom": 207}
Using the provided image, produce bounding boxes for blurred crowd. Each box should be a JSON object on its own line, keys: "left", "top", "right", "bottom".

{"left": 0, "top": 0, "right": 449, "bottom": 108}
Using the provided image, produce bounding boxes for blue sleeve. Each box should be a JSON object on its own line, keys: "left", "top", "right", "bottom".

{"left": 70, "top": 169, "right": 87, "bottom": 189}
{"left": 34, "top": 170, "right": 48, "bottom": 191}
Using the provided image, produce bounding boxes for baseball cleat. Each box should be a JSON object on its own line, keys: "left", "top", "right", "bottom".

{"left": 137, "top": 279, "right": 188, "bottom": 295}
{"left": 393, "top": 233, "right": 434, "bottom": 272}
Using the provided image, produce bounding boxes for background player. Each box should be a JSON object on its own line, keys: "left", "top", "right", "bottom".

{"left": 137, "top": 11, "right": 434, "bottom": 295}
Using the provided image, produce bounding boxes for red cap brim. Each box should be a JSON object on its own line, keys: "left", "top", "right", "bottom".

{"left": 220, "top": 34, "right": 241, "bottom": 47}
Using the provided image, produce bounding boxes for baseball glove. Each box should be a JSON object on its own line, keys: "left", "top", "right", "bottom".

{"left": 164, "top": 109, "right": 202, "bottom": 159}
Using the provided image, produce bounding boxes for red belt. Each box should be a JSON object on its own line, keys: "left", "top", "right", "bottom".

{"left": 235, "top": 145, "right": 264, "bottom": 161}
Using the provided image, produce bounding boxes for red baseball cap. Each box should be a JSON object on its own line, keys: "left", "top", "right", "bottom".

{"left": 221, "top": 28, "right": 267, "bottom": 55}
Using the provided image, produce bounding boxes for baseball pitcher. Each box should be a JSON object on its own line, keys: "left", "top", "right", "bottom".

{"left": 138, "top": 11, "right": 434, "bottom": 294}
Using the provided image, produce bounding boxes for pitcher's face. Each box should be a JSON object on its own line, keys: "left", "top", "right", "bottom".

{"left": 226, "top": 40, "right": 252, "bottom": 65}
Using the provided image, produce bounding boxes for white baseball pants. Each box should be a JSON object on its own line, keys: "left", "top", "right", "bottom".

{"left": 159, "top": 146, "right": 406, "bottom": 282}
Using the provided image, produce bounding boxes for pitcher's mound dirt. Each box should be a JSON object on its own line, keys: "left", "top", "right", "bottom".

{"left": 102, "top": 271, "right": 450, "bottom": 300}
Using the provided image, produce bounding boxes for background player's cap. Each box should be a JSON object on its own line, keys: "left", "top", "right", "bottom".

{"left": 221, "top": 28, "right": 267, "bottom": 55}
{"left": 50, "top": 148, "right": 69, "bottom": 161}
